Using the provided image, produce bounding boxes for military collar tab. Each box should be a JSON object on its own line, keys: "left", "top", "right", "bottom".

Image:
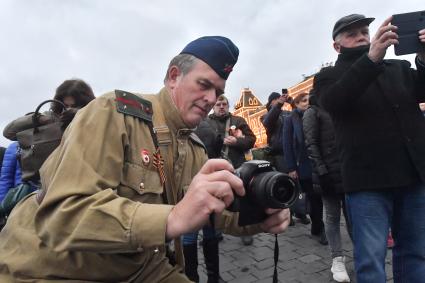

{"left": 115, "top": 90, "right": 153, "bottom": 122}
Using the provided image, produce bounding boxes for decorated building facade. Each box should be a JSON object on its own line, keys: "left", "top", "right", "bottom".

{"left": 231, "top": 76, "right": 314, "bottom": 148}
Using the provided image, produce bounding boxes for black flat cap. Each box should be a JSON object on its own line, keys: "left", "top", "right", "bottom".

{"left": 332, "top": 14, "right": 375, "bottom": 40}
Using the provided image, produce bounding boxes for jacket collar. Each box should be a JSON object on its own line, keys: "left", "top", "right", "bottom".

{"left": 157, "top": 88, "right": 192, "bottom": 136}
{"left": 337, "top": 44, "right": 370, "bottom": 62}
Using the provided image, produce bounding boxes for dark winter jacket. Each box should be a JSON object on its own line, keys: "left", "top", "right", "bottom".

{"left": 283, "top": 109, "right": 312, "bottom": 180}
{"left": 303, "top": 101, "right": 343, "bottom": 195}
{"left": 194, "top": 120, "right": 223, "bottom": 159}
{"left": 0, "top": 142, "right": 22, "bottom": 201}
{"left": 206, "top": 113, "right": 256, "bottom": 168}
{"left": 261, "top": 103, "right": 291, "bottom": 154}
{"left": 315, "top": 45, "right": 425, "bottom": 192}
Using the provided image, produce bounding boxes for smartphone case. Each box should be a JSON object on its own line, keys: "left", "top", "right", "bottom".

{"left": 392, "top": 10, "right": 425, "bottom": 56}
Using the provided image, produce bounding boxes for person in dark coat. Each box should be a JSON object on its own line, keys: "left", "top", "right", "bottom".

{"left": 283, "top": 92, "right": 327, "bottom": 244}
{"left": 182, "top": 119, "right": 225, "bottom": 283}
{"left": 206, "top": 95, "right": 256, "bottom": 169}
{"left": 261, "top": 90, "right": 291, "bottom": 173}
{"left": 207, "top": 94, "right": 256, "bottom": 247}
{"left": 303, "top": 92, "right": 351, "bottom": 282}
{"left": 315, "top": 14, "right": 425, "bottom": 283}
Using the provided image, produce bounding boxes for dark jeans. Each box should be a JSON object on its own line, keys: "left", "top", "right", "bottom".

{"left": 345, "top": 184, "right": 425, "bottom": 283}
{"left": 299, "top": 178, "right": 324, "bottom": 235}
{"left": 183, "top": 225, "right": 218, "bottom": 245}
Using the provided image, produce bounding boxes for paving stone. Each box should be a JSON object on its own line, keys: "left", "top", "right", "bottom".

{"left": 227, "top": 273, "right": 258, "bottom": 283}
{"left": 249, "top": 246, "right": 274, "bottom": 261}
{"left": 195, "top": 217, "right": 394, "bottom": 283}
{"left": 298, "top": 254, "right": 322, "bottom": 263}
{"left": 256, "top": 257, "right": 276, "bottom": 270}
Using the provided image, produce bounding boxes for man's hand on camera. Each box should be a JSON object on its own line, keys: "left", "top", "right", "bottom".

{"left": 165, "top": 159, "right": 245, "bottom": 240}
{"left": 418, "top": 29, "right": 425, "bottom": 63}
{"left": 260, "top": 208, "right": 290, "bottom": 234}
{"left": 369, "top": 16, "right": 399, "bottom": 63}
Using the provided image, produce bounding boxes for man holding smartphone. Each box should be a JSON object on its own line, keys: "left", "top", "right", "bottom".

{"left": 261, "top": 89, "right": 292, "bottom": 173}
{"left": 314, "top": 13, "right": 425, "bottom": 283}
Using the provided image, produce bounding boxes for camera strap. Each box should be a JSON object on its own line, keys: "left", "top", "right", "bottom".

{"left": 273, "top": 234, "right": 279, "bottom": 283}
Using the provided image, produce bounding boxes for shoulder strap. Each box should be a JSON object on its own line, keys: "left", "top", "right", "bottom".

{"left": 115, "top": 90, "right": 153, "bottom": 122}
{"left": 141, "top": 94, "right": 184, "bottom": 268}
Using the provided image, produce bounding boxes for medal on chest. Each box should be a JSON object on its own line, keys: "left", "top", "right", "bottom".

{"left": 141, "top": 149, "right": 150, "bottom": 166}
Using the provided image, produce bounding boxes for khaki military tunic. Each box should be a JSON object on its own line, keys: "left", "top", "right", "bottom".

{"left": 0, "top": 88, "right": 261, "bottom": 282}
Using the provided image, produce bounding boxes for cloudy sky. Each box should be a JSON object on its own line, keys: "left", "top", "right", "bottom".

{"left": 0, "top": 0, "right": 423, "bottom": 147}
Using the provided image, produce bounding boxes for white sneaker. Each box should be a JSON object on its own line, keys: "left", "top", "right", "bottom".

{"left": 331, "top": 256, "right": 350, "bottom": 282}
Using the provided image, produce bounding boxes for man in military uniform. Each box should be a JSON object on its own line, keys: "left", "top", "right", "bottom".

{"left": 0, "top": 36, "right": 290, "bottom": 282}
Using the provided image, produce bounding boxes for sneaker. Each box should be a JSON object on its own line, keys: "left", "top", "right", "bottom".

{"left": 387, "top": 232, "right": 394, "bottom": 249}
{"left": 331, "top": 256, "right": 350, "bottom": 282}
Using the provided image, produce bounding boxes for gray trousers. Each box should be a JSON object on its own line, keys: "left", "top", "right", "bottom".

{"left": 322, "top": 194, "right": 352, "bottom": 259}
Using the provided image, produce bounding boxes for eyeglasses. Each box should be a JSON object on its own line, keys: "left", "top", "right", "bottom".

{"left": 215, "top": 102, "right": 228, "bottom": 107}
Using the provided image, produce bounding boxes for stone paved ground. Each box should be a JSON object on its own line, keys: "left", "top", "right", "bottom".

{"left": 197, "top": 218, "right": 394, "bottom": 283}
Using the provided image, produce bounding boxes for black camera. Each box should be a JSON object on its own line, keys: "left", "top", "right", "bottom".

{"left": 227, "top": 160, "right": 299, "bottom": 226}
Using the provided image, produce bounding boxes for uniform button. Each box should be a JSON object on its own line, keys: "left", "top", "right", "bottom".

{"left": 139, "top": 183, "right": 145, "bottom": 193}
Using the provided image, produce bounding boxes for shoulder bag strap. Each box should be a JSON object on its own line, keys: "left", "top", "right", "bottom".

{"left": 142, "top": 94, "right": 184, "bottom": 267}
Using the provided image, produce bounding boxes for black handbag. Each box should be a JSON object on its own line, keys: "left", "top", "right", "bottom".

{"left": 16, "top": 100, "right": 66, "bottom": 181}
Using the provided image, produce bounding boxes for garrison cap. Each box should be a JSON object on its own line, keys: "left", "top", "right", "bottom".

{"left": 180, "top": 36, "right": 239, "bottom": 80}
{"left": 332, "top": 14, "right": 375, "bottom": 40}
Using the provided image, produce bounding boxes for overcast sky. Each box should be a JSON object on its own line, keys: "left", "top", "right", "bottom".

{"left": 0, "top": 0, "right": 423, "bottom": 147}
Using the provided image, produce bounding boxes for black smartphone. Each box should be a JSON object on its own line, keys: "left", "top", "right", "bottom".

{"left": 392, "top": 10, "right": 425, "bottom": 56}
{"left": 282, "top": 88, "right": 288, "bottom": 95}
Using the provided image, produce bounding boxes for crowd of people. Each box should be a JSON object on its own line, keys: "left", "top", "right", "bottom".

{"left": 0, "top": 12, "right": 423, "bottom": 283}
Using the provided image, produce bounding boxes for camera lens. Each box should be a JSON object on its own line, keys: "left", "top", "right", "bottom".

{"left": 249, "top": 171, "right": 298, "bottom": 209}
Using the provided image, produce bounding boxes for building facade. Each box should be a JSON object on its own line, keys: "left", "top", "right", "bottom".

{"left": 232, "top": 76, "right": 314, "bottom": 148}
